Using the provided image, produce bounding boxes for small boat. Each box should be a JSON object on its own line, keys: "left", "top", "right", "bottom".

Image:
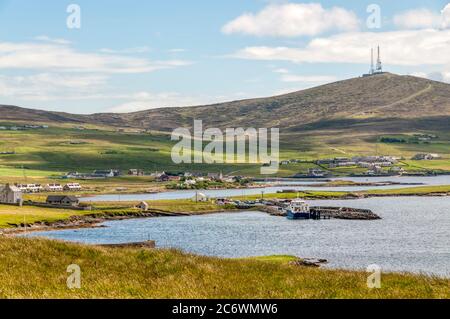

{"left": 286, "top": 199, "right": 311, "bottom": 220}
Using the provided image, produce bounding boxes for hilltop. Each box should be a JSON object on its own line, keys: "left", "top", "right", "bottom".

{"left": 1, "top": 73, "right": 450, "bottom": 133}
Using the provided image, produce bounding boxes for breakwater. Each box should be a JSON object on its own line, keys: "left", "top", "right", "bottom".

{"left": 259, "top": 206, "right": 380, "bottom": 220}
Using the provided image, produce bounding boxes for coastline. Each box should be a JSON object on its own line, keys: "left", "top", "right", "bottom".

{"left": 4, "top": 190, "right": 450, "bottom": 236}
{"left": 74, "top": 181, "right": 426, "bottom": 197}
{"left": 2, "top": 208, "right": 236, "bottom": 236}
{"left": 1, "top": 195, "right": 448, "bottom": 284}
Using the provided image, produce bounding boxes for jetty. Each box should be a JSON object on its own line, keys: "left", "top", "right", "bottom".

{"left": 309, "top": 206, "right": 380, "bottom": 220}
{"left": 259, "top": 205, "right": 380, "bottom": 220}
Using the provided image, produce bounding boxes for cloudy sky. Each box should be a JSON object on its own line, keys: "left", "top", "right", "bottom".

{"left": 0, "top": 0, "right": 449, "bottom": 113}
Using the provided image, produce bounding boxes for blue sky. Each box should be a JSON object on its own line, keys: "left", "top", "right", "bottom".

{"left": 0, "top": 0, "right": 449, "bottom": 113}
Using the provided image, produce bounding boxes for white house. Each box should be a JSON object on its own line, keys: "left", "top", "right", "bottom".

{"left": 184, "top": 179, "right": 197, "bottom": 186}
{"left": 16, "top": 184, "right": 43, "bottom": 193}
{"left": 0, "top": 184, "right": 23, "bottom": 205}
{"left": 29, "top": 184, "right": 43, "bottom": 193}
{"left": 93, "top": 170, "right": 116, "bottom": 178}
{"left": 45, "top": 184, "right": 64, "bottom": 192}
{"left": 412, "top": 153, "right": 441, "bottom": 160}
{"left": 64, "top": 183, "right": 82, "bottom": 191}
{"left": 207, "top": 172, "right": 223, "bottom": 181}
{"left": 192, "top": 192, "right": 209, "bottom": 202}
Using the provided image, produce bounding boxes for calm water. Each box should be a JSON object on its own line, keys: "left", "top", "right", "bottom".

{"left": 25, "top": 196, "right": 450, "bottom": 276}
{"left": 81, "top": 176, "right": 450, "bottom": 202}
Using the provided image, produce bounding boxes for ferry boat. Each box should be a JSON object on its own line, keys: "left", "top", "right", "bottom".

{"left": 286, "top": 199, "right": 311, "bottom": 220}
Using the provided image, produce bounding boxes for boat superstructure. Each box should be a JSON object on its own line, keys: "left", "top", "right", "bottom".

{"left": 286, "top": 199, "right": 312, "bottom": 220}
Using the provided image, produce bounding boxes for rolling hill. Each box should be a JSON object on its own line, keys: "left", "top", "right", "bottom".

{"left": 1, "top": 72, "right": 450, "bottom": 175}
{"left": 1, "top": 73, "right": 450, "bottom": 134}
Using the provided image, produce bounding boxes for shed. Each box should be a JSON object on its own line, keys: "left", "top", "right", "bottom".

{"left": 192, "top": 192, "right": 209, "bottom": 202}
{"left": 136, "top": 201, "right": 149, "bottom": 211}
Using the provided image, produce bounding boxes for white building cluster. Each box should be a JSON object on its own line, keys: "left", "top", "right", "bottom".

{"left": 15, "top": 183, "right": 82, "bottom": 193}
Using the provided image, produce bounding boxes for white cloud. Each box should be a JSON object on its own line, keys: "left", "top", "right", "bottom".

{"left": 222, "top": 3, "right": 359, "bottom": 37}
{"left": 411, "top": 71, "right": 450, "bottom": 83}
{"left": 168, "top": 48, "right": 187, "bottom": 53}
{"left": 0, "top": 73, "right": 108, "bottom": 101}
{"left": 270, "top": 66, "right": 337, "bottom": 84}
{"left": 230, "top": 29, "right": 450, "bottom": 66}
{"left": 110, "top": 92, "right": 220, "bottom": 112}
{"left": 99, "top": 47, "right": 151, "bottom": 54}
{"left": 0, "top": 41, "right": 191, "bottom": 74}
{"left": 273, "top": 68, "right": 289, "bottom": 74}
{"left": 34, "top": 35, "right": 71, "bottom": 45}
{"left": 280, "top": 74, "right": 337, "bottom": 83}
{"left": 110, "top": 91, "right": 257, "bottom": 113}
{"left": 442, "top": 3, "right": 450, "bottom": 28}
{"left": 393, "top": 4, "right": 450, "bottom": 29}
{"left": 394, "top": 8, "right": 443, "bottom": 29}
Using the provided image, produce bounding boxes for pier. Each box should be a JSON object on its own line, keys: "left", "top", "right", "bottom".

{"left": 259, "top": 205, "right": 380, "bottom": 220}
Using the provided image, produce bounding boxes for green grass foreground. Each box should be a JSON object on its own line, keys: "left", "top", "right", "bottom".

{"left": 0, "top": 238, "right": 448, "bottom": 299}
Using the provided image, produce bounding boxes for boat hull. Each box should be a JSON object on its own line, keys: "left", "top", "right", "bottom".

{"left": 286, "top": 211, "right": 311, "bottom": 220}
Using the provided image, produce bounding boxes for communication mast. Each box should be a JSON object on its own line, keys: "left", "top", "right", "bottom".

{"left": 363, "top": 46, "right": 384, "bottom": 77}
{"left": 375, "top": 45, "right": 383, "bottom": 73}
{"left": 370, "top": 48, "right": 375, "bottom": 75}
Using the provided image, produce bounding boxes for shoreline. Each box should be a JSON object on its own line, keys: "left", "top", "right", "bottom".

{"left": 71, "top": 181, "right": 427, "bottom": 198}
{"left": 2, "top": 209, "right": 236, "bottom": 236}
{"left": 4, "top": 191, "right": 450, "bottom": 235}
{"left": 76, "top": 190, "right": 450, "bottom": 204}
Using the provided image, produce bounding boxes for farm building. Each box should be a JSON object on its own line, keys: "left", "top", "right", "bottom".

{"left": 207, "top": 172, "right": 223, "bottom": 181}
{"left": 93, "top": 170, "right": 116, "bottom": 178}
{"left": 136, "top": 201, "right": 149, "bottom": 211}
{"left": 192, "top": 192, "right": 209, "bottom": 202}
{"left": 46, "top": 195, "right": 80, "bottom": 207}
{"left": 412, "top": 153, "right": 441, "bottom": 160}
{"left": 0, "top": 184, "right": 23, "bottom": 205}
{"left": 128, "top": 169, "right": 145, "bottom": 176}
{"left": 156, "top": 174, "right": 170, "bottom": 182}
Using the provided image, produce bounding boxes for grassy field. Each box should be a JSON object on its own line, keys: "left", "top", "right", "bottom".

{"left": 0, "top": 199, "right": 232, "bottom": 229}
{"left": 1, "top": 122, "right": 450, "bottom": 179}
{"left": 233, "top": 185, "right": 450, "bottom": 201}
{"left": 0, "top": 204, "right": 96, "bottom": 228}
{"left": 0, "top": 237, "right": 448, "bottom": 299}
{"left": 364, "top": 185, "right": 450, "bottom": 195}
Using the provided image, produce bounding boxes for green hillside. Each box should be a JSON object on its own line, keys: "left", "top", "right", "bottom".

{"left": 2, "top": 73, "right": 450, "bottom": 132}
{"left": 1, "top": 73, "right": 450, "bottom": 177}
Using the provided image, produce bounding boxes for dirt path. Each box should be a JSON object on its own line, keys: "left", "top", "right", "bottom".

{"left": 354, "top": 84, "right": 433, "bottom": 117}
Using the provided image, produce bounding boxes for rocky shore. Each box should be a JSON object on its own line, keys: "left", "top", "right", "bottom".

{"left": 289, "top": 258, "right": 329, "bottom": 268}
{"left": 1, "top": 209, "right": 210, "bottom": 236}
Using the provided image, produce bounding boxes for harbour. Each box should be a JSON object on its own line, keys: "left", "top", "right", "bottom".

{"left": 22, "top": 196, "right": 450, "bottom": 277}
